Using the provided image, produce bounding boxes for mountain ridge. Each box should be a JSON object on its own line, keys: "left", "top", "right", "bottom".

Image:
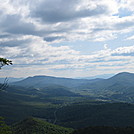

{"left": 10, "top": 72, "right": 134, "bottom": 103}
{"left": 11, "top": 75, "right": 101, "bottom": 88}
{"left": 78, "top": 72, "right": 134, "bottom": 90}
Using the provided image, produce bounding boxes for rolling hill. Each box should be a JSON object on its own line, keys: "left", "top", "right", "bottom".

{"left": 12, "top": 117, "right": 73, "bottom": 134}
{"left": 12, "top": 72, "right": 134, "bottom": 93}
{"left": 11, "top": 75, "right": 102, "bottom": 88}
{"left": 0, "top": 84, "right": 81, "bottom": 124}
{"left": 10, "top": 72, "right": 134, "bottom": 103}
{"left": 1, "top": 72, "right": 134, "bottom": 129}
{"left": 75, "top": 72, "right": 134, "bottom": 103}
{"left": 78, "top": 72, "right": 134, "bottom": 91}
{"left": 1, "top": 86, "right": 134, "bottom": 129}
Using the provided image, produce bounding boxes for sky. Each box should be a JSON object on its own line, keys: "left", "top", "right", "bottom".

{"left": 1, "top": 0, "right": 134, "bottom": 78}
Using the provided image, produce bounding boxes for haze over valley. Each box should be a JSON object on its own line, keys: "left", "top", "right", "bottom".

{"left": 1, "top": 72, "right": 134, "bottom": 131}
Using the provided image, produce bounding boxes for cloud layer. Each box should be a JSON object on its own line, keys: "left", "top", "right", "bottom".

{"left": 1, "top": 0, "right": 134, "bottom": 77}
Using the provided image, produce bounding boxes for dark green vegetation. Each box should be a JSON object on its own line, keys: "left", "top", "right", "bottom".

{"left": 1, "top": 72, "right": 134, "bottom": 133}
{"left": 72, "top": 126, "right": 134, "bottom": 134}
{"left": 12, "top": 117, "right": 73, "bottom": 134}
{"left": 56, "top": 102, "right": 134, "bottom": 128}
{"left": 0, "top": 84, "right": 82, "bottom": 124}
{"left": 0, "top": 57, "right": 12, "bottom": 70}
{"left": 0, "top": 117, "right": 12, "bottom": 134}
{"left": 1, "top": 85, "right": 134, "bottom": 128}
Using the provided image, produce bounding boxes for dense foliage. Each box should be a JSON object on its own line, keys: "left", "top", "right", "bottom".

{"left": 12, "top": 117, "right": 73, "bottom": 134}
{"left": 56, "top": 102, "right": 134, "bottom": 128}
{"left": 72, "top": 126, "right": 134, "bottom": 134}
{"left": 0, "top": 117, "right": 12, "bottom": 134}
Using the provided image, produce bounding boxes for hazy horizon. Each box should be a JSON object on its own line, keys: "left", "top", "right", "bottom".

{"left": 1, "top": 71, "right": 134, "bottom": 80}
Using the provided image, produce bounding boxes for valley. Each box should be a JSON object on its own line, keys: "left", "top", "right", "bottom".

{"left": 1, "top": 72, "right": 134, "bottom": 133}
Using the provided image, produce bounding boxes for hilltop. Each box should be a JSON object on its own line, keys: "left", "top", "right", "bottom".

{"left": 12, "top": 117, "right": 73, "bottom": 134}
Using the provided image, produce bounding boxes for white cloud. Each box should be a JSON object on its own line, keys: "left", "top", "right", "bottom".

{"left": 1, "top": 0, "right": 134, "bottom": 77}
{"left": 119, "top": 0, "right": 134, "bottom": 12}
{"left": 1, "top": 33, "right": 134, "bottom": 77}
{"left": 104, "top": 44, "right": 108, "bottom": 49}
{"left": 0, "top": 0, "right": 134, "bottom": 44}
{"left": 126, "top": 35, "right": 134, "bottom": 40}
{"left": 111, "top": 45, "right": 134, "bottom": 56}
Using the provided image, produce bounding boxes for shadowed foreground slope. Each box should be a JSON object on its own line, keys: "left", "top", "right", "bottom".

{"left": 12, "top": 117, "right": 73, "bottom": 134}
{"left": 72, "top": 126, "right": 134, "bottom": 134}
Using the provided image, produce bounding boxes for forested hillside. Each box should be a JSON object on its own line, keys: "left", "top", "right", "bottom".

{"left": 12, "top": 117, "right": 73, "bottom": 134}
{"left": 1, "top": 72, "right": 134, "bottom": 133}
{"left": 72, "top": 126, "right": 134, "bottom": 134}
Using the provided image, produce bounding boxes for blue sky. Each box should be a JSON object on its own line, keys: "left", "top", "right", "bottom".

{"left": 1, "top": 0, "right": 134, "bottom": 78}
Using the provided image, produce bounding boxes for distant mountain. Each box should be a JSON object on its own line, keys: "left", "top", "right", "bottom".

{"left": 74, "top": 72, "right": 134, "bottom": 103}
{"left": 0, "top": 77, "right": 24, "bottom": 83}
{"left": 77, "top": 73, "right": 114, "bottom": 79}
{"left": 13, "top": 72, "right": 134, "bottom": 91}
{"left": 11, "top": 72, "right": 134, "bottom": 103}
{"left": 79, "top": 72, "right": 134, "bottom": 92}
{"left": 108, "top": 72, "right": 134, "bottom": 84}
{"left": 12, "top": 117, "right": 73, "bottom": 134}
{"left": 11, "top": 75, "right": 101, "bottom": 88}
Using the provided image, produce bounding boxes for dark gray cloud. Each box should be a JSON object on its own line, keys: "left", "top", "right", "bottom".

{"left": 0, "top": 34, "right": 10, "bottom": 38}
{"left": 0, "top": 14, "right": 36, "bottom": 35}
{"left": 32, "top": 0, "right": 108, "bottom": 23}
{"left": 0, "top": 39, "right": 31, "bottom": 47}
{"left": 44, "top": 36, "right": 65, "bottom": 42}
{"left": 0, "top": 13, "right": 74, "bottom": 39}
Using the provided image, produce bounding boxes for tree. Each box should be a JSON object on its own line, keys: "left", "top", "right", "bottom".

{"left": 0, "top": 59, "right": 12, "bottom": 133}
{"left": 0, "top": 58, "right": 12, "bottom": 90}
{"left": 0, "top": 58, "right": 12, "bottom": 69}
